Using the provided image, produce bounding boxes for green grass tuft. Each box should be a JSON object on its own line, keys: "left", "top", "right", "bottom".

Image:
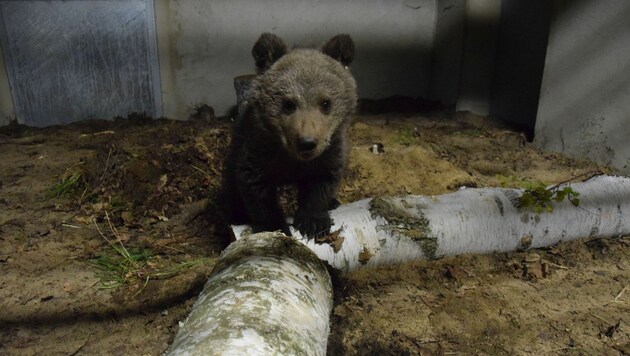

{"left": 47, "top": 167, "right": 85, "bottom": 199}
{"left": 90, "top": 212, "right": 214, "bottom": 291}
{"left": 396, "top": 127, "right": 416, "bottom": 146}
{"left": 91, "top": 247, "right": 152, "bottom": 289}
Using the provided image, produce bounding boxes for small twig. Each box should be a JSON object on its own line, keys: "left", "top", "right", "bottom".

{"left": 581, "top": 170, "right": 606, "bottom": 183}
{"left": 604, "top": 285, "right": 628, "bottom": 306}
{"left": 158, "top": 244, "right": 187, "bottom": 254}
{"left": 104, "top": 211, "right": 132, "bottom": 261}
{"left": 418, "top": 295, "right": 433, "bottom": 308}
{"left": 62, "top": 221, "right": 98, "bottom": 232}
{"left": 590, "top": 313, "right": 612, "bottom": 324}
{"left": 193, "top": 137, "right": 221, "bottom": 176}
{"left": 459, "top": 266, "right": 475, "bottom": 277}
{"left": 614, "top": 285, "right": 628, "bottom": 301}
{"left": 79, "top": 186, "right": 89, "bottom": 204}
{"left": 545, "top": 260, "right": 569, "bottom": 270}
{"left": 190, "top": 164, "right": 214, "bottom": 180}
{"left": 548, "top": 347, "right": 571, "bottom": 353}
{"left": 68, "top": 339, "right": 87, "bottom": 356}
{"left": 93, "top": 213, "right": 135, "bottom": 267}
{"left": 411, "top": 338, "right": 439, "bottom": 349}
{"left": 549, "top": 170, "right": 603, "bottom": 191}
{"left": 131, "top": 276, "right": 150, "bottom": 298}
{"left": 80, "top": 130, "right": 115, "bottom": 137}
{"left": 99, "top": 145, "right": 115, "bottom": 184}
{"left": 574, "top": 204, "right": 598, "bottom": 216}
{"left": 93, "top": 217, "right": 113, "bottom": 245}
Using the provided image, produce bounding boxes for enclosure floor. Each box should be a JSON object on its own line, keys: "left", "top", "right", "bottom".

{"left": 0, "top": 112, "right": 627, "bottom": 355}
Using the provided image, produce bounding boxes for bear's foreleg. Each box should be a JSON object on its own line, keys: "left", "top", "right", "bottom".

{"left": 235, "top": 162, "right": 290, "bottom": 236}
{"left": 294, "top": 180, "right": 338, "bottom": 238}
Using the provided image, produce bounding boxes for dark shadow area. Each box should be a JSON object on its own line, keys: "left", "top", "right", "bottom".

{"left": 358, "top": 95, "right": 444, "bottom": 115}
{"left": 0, "top": 272, "right": 207, "bottom": 327}
{"left": 429, "top": 0, "right": 466, "bottom": 107}
{"left": 341, "top": 44, "right": 434, "bottom": 102}
{"left": 490, "top": 0, "right": 553, "bottom": 140}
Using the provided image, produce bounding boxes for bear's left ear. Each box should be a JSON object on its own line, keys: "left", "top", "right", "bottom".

{"left": 321, "top": 34, "right": 355, "bottom": 67}
{"left": 252, "top": 33, "right": 288, "bottom": 73}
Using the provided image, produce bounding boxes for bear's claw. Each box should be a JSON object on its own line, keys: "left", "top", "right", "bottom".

{"left": 294, "top": 213, "right": 332, "bottom": 239}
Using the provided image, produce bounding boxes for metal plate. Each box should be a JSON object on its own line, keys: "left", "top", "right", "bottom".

{"left": 0, "top": 0, "right": 161, "bottom": 126}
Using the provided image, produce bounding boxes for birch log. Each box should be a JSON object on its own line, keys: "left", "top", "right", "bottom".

{"left": 167, "top": 232, "right": 333, "bottom": 356}
{"left": 233, "top": 175, "right": 630, "bottom": 272}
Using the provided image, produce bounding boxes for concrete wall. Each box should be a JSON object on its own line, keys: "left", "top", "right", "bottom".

{"left": 156, "top": 0, "right": 437, "bottom": 118}
{"left": 0, "top": 0, "right": 161, "bottom": 127}
{"left": 535, "top": 0, "right": 630, "bottom": 174}
{"left": 0, "top": 0, "right": 515, "bottom": 123}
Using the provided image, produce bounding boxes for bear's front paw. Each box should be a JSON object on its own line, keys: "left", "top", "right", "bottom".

{"left": 294, "top": 212, "right": 332, "bottom": 239}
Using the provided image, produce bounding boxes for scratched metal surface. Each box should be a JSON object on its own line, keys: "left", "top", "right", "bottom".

{"left": 0, "top": 0, "right": 161, "bottom": 127}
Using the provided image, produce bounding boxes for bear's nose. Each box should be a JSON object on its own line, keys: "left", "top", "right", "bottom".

{"left": 298, "top": 137, "right": 318, "bottom": 152}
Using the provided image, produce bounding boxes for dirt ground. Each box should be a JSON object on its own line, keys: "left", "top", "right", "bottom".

{"left": 0, "top": 111, "right": 628, "bottom": 355}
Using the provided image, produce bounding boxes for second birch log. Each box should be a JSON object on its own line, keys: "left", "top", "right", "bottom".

{"left": 167, "top": 232, "right": 333, "bottom": 355}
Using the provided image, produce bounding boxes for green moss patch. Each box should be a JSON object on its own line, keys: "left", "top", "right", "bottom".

{"left": 369, "top": 197, "right": 438, "bottom": 259}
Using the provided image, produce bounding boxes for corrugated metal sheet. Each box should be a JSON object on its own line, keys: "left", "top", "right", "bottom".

{"left": 0, "top": 0, "right": 161, "bottom": 127}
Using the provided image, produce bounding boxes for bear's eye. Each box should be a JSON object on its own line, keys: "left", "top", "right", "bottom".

{"left": 320, "top": 99, "right": 332, "bottom": 114}
{"left": 281, "top": 98, "right": 297, "bottom": 115}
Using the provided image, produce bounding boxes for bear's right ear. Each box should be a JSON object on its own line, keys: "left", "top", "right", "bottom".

{"left": 252, "top": 33, "right": 288, "bottom": 73}
{"left": 321, "top": 34, "right": 355, "bottom": 67}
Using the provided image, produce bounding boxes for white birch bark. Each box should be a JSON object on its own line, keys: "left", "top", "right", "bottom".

{"left": 233, "top": 175, "right": 630, "bottom": 272}
{"left": 167, "top": 232, "right": 333, "bottom": 356}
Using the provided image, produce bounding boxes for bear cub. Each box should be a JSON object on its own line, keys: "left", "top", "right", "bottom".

{"left": 221, "top": 33, "right": 358, "bottom": 238}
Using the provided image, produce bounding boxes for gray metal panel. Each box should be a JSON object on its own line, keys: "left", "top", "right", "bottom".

{"left": 0, "top": 0, "right": 162, "bottom": 127}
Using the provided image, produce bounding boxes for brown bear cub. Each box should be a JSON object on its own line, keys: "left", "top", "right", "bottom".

{"left": 221, "top": 33, "right": 357, "bottom": 238}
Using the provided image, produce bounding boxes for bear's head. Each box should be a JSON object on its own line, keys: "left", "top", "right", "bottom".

{"left": 249, "top": 33, "right": 357, "bottom": 161}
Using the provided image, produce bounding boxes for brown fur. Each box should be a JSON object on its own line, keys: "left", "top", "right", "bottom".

{"left": 220, "top": 33, "right": 357, "bottom": 238}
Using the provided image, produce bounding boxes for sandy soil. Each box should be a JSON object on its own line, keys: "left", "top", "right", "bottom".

{"left": 0, "top": 111, "right": 628, "bottom": 355}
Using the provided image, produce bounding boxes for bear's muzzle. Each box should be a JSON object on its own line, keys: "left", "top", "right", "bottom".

{"left": 298, "top": 136, "right": 318, "bottom": 160}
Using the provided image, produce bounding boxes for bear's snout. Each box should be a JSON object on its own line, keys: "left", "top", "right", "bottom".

{"left": 297, "top": 136, "right": 319, "bottom": 159}
{"left": 298, "top": 136, "right": 318, "bottom": 152}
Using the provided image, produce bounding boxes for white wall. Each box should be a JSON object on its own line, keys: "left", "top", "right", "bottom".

{"left": 535, "top": 0, "right": 630, "bottom": 174}
{"left": 156, "top": 0, "right": 437, "bottom": 118}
